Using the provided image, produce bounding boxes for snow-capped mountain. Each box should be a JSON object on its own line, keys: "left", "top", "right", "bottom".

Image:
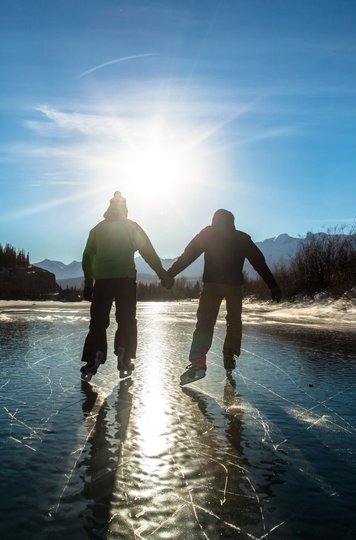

{"left": 244, "top": 233, "right": 301, "bottom": 278}
{"left": 33, "top": 259, "right": 84, "bottom": 280}
{"left": 34, "top": 233, "right": 303, "bottom": 287}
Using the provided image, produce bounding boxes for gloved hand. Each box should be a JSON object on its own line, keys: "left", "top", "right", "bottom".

{"left": 270, "top": 285, "right": 282, "bottom": 303}
{"left": 83, "top": 286, "right": 93, "bottom": 302}
{"left": 160, "top": 271, "right": 175, "bottom": 290}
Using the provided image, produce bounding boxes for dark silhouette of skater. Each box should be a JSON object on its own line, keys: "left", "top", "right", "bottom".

{"left": 81, "top": 191, "right": 173, "bottom": 381}
{"left": 167, "top": 209, "right": 281, "bottom": 385}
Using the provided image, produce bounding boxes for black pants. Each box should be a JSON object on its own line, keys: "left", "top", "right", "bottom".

{"left": 189, "top": 283, "right": 243, "bottom": 367}
{"left": 81, "top": 278, "right": 137, "bottom": 365}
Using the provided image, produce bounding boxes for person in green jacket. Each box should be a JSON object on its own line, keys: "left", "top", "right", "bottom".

{"left": 81, "top": 191, "right": 173, "bottom": 381}
{"left": 167, "top": 209, "right": 282, "bottom": 385}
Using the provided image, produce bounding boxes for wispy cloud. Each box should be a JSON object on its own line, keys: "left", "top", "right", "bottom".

{"left": 240, "top": 125, "right": 303, "bottom": 144}
{"left": 8, "top": 96, "right": 303, "bottom": 190}
{"left": 1, "top": 91, "right": 304, "bottom": 219}
{"left": 0, "top": 186, "right": 105, "bottom": 221}
{"left": 76, "top": 53, "right": 158, "bottom": 79}
{"left": 305, "top": 38, "right": 356, "bottom": 56}
{"left": 26, "top": 105, "right": 123, "bottom": 136}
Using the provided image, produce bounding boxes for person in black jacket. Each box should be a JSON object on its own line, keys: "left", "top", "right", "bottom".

{"left": 167, "top": 209, "right": 281, "bottom": 385}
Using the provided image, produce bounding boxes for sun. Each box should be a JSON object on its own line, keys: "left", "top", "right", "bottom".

{"left": 89, "top": 117, "right": 212, "bottom": 212}
{"left": 117, "top": 122, "right": 201, "bottom": 204}
{"left": 122, "top": 144, "right": 180, "bottom": 200}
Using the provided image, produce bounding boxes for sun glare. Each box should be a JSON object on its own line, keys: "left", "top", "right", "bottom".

{"left": 118, "top": 123, "right": 201, "bottom": 204}
{"left": 123, "top": 146, "right": 179, "bottom": 200}
{"left": 84, "top": 116, "right": 215, "bottom": 216}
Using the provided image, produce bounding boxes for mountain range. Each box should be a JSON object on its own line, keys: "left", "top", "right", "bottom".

{"left": 34, "top": 233, "right": 303, "bottom": 288}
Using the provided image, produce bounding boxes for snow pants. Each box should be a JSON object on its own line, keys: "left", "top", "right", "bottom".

{"left": 81, "top": 278, "right": 137, "bottom": 365}
{"left": 189, "top": 283, "right": 243, "bottom": 367}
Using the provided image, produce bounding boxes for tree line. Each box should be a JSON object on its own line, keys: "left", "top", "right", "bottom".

{"left": 59, "top": 278, "right": 201, "bottom": 302}
{"left": 0, "top": 243, "right": 30, "bottom": 268}
{"left": 245, "top": 227, "right": 356, "bottom": 300}
{"left": 137, "top": 278, "right": 201, "bottom": 300}
{"left": 63, "top": 228, "right": 355, "bottom": 302}
{"left": 1, "top": 228, "right": 355, "bottom": 301}
{"left": 0, "top": 243, "right": 57, "bottom": 300}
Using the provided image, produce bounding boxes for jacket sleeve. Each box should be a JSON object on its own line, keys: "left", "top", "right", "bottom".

{"left": 134, "top": 224, "right": 166, "bottom": 279}
{"left": 245, "top": 239, "right": 278, "bottom": 289}
{"left": 168, "top": 232, "right": 204, "bottom": 277}
{"left": 82, "top": 230, "right": 96, "bottom": 287}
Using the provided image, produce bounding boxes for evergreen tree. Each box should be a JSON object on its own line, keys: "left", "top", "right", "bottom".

{"left": 0, "top": 243, "right": 31, "bottom": 268}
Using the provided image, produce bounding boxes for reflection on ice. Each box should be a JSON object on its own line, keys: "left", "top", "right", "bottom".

{"left": 136, "top": 302, "right": 172, "bottom": 460}
{"left": 0, "top": 300, "right": 355, "bottom": 540}
{"left": 286, "top": 406, "right": 354, "bottom": 433}
{"left": 137, "top": 386, "right": 170, "bottom": 458}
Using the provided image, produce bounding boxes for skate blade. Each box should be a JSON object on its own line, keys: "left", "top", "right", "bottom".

{"left": 119, "top": 370, "right": 132, "bottom": 379}
{"left": 180, "top": 368, "right": 206, "bottom": 386}
{"left": 81, "top": 352, "right": 104, "bottom": 382}
{"left": 225, "top": 370, "right": 236, "bottom": 387}
{"left": 81, "top": 371, "right": 93, "bottom": 382}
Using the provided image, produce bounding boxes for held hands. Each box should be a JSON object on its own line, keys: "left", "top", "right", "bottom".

{"left": 270, "top": 285, "right": 282, "bottom": 303}
{"left": 83, "top": 286, "right": 93, "bottom": 302}
{"left": 160, "top": 270, "right": 175, "bottom": 290}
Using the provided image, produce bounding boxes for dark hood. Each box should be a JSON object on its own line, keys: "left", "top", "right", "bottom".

{"left": 211, "top": 209, "right": 235, "bottom": 230}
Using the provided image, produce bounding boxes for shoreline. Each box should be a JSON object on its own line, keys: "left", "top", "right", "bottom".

{"left": 0, "top": 297, "right": 355, "bottom": 329}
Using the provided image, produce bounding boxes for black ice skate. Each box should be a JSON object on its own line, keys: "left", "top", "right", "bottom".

{"left": 81, "top": 351, "right": 105, "bottom": 382}
{"left": 223, "top": 349, "right": 236, "bottom": 377}
{"left": 180, "top": 364, "right": 206, "bottom": 386}
{"left": 116, "top": 347, "right": 135, "bottom": 379}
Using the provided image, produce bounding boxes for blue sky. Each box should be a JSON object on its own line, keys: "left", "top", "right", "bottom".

{"left": 0, "top": 0, "right": 355, "bottom": 263}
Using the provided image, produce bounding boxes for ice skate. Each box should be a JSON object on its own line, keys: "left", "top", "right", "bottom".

{"left": 180, "top": 364, "right": 206, "bottom": 386}
{"left": 223, "top": 349, "right": 236, "bottom": 377}
{"left": 117, "top": 347, "right": 135, "bottom": 379}
{"left": 81, "top": 351, "right": 105, "bottom": 382}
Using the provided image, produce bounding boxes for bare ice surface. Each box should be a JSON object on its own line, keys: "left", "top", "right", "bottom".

{"left": 0, "top": 300, "right": 355, "bottom": 540}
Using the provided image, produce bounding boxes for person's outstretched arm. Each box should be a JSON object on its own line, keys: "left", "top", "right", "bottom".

{"left": 82, "top": 230, "right": 96, "bottom": 301}
{"left": 167, "top": 233, "right": 204, "bottom": 278}
{"left": 246, "top": 239, "right": 282, "bottom": 302}
{"left": 134, "top": 224, "right": 174, "bottom": 288}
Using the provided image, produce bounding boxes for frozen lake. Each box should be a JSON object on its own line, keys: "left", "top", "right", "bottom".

{"left": 0, "top": 300, "right": 355, "bottom": 540}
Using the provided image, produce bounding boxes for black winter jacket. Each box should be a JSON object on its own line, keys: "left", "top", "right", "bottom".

{"left": 169, "top": 226, "right": 277, "bottom": 289}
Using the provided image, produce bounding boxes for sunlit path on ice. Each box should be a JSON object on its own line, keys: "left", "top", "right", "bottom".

{"left": 0, "top": 301, "right": 355, "bottom": 539}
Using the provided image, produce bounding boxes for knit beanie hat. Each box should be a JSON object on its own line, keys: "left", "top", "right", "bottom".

{"left": 104, "top": 191, "right": 128, "bottom": 219}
